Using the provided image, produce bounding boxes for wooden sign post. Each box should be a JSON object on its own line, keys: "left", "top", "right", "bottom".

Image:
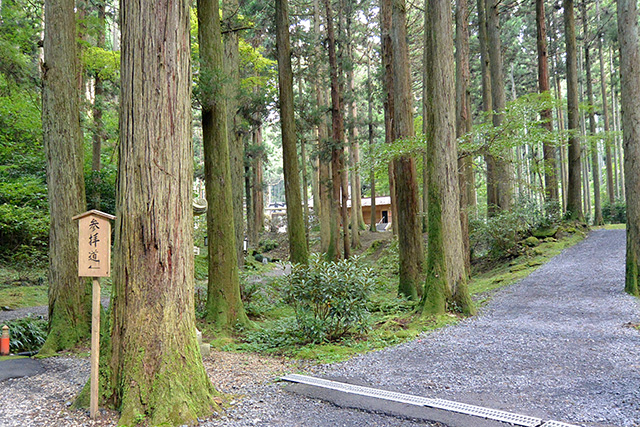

{"left": 72, "top": 210, "right": 115, "bottom": 419}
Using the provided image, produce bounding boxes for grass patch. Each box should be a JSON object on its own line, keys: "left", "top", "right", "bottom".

{"left": 0, "top": 285, "right": 47, "bottom": 309}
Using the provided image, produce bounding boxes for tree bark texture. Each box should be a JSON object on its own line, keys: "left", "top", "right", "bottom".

{"left": 564, "top": 0, "right": 584, "bottom": 221}
{"left": 536, "top": 0, "right": 558, "bottom": 205}
{"left": 90, "top": 1, "right": 106, "bottom": 210}
{"left": 487, "top": 0, "right": 511, "bottom": 213}
{"left": 456, "top": 0, "right": 473, "bottom": 276}
{"left": 422, "top": 0, "right": 474, "bottom": 316}
{"left": 108, "top": 1, "right": 216, "bottom": 424}
{"left": 223, "top": 0, "right": 245, "bottom": 267}
{"left": 41, "top": 0, "right": 90, "bottom": 354}
{"left": 277, "top": 0, "right": 309, "bottom": 264}
{"left": 617, "top": 0, "right": 640, "bottom": 296}
{"left": 596, "top": 0, "right": 614, "bottom": 205}
{"left": 392, "top": 0, "right": 424, "bottom": 300}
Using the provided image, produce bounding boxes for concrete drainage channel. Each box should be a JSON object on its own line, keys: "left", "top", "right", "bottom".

{"left": 281, "top": 374, "right": 578, "bottom": 427}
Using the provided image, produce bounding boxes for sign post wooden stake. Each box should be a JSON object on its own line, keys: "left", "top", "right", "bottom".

{"left": 73, "top": 210, "right": 115, "bottom": 419}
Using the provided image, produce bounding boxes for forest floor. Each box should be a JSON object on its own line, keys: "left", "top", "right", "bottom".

{"left": 1, "top": 229, "right": 639, "bottom": 426}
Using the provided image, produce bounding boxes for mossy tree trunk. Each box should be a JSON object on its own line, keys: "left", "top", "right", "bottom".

{"left": 41, "top": 0, "right": 90, "bottom": 355}
{"left": 564, "top": 0, "right": 584, "bottom": 221}
{"left": 617, "top": 0, "right": 640, "bottom": 296}
{"left": 198, "top": 0, "right": 249, "bottom": 331}
{"left": 106, "top": 1, "right": 217, "bottom": 424}
{"left": 421, "top": 0, "right": 475, "bottom": 316}
{"left": 277, "top": 0, "right": 309, "bottom": 265}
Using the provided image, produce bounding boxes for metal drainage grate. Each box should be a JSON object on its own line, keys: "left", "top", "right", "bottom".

{"left": 281, "top": 374, "right": 579, "bottom": 427}
{"left": 539, "top": 422, "right": 580, "bottom": 427}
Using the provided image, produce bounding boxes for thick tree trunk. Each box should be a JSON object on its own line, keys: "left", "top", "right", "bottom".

{"left": 392, "top": 0, "right": 424, "bottom": 300}
{"left": 422, "top": 0, "right": 474, "bottom": 316}
{"left": 198, "top": 0, "right": 249, "bottom": 331}
{"left": 107, "top": 1, "right": 217, "bottom": 424}
{"left": 582, "top": 2, "right": 603, "bottom": 225}
{"left": 277, "top": 0, "right": 309, "bottom": 264}
{"left": 223, "top": 0, "right": 245, "bottom": 267}
{"left": 41, "top": 0, "right": 90, "bottom": 354}
{"left": 455, "top": 0, "right": 472, "bottom": 276}
{"left": 564, "top": 0, "right": 584, "bottom": 221}
{"left": 324, "top": 0, "right": 349, "bottom": 260}
{"left": 536, "top": 0, "right": 558, "bottom": 205}
{"left": 617, "top": 0, "right": 640, "bottom": 296}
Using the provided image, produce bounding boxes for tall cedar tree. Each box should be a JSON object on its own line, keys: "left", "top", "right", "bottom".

{"left": 564, "top": 0, "right": 584, "bottom": 220}
{"left": 313, "top": 0, "right": 332, "bottom": 254}
{"left": 456, "top": 0, "right": 473, "bottom": 276}
{"left": 90, "top": 1, "right": 106, "bottom": 210}
{"left": 477, "top": 0, "right": 493, "bottom": 217}
{"left": 40, "top": 0, "right": 90, "bottom": 354}
{"left": 422, "top": 0, "right": 474, "bottom": 316}
{"left": 277, "top": 0, "right": 309, "bottom": 264}
{"left": 486, "top": 0, "right": 511, "bottom": 214}
{"left": 536, "top": 0, "right": 559, "bottom": 204}
{"left": 199, "top": 0, "right": 249, "bottom": 330}
{"left": 582, "top": 1, "right": 603, "bottom": 225}
{"left": 324, "top": 0, "right": 350, "bottom": 260}
{"left": 381, "top": 0, "right": 398, "bottom": 236}
{"left": 107, "top": 0, "right": 217, "bottom": 423}
{"left": 392, "top": 0, "right": 424, "bottom": 299}
{"left": 223, "top": 0, "right": 245, "bottom": 267}
{"left": 617, "top": 0, "right": 640, "bottom": 296}
{"left": 596, "top": 0, "right": 614, "bottom": 205}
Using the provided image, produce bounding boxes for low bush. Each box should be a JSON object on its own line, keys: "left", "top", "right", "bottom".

{"left": 284, "top": 255, "right": 374, "bottom": 343}
{"left": 5, "top": 315, "right": 47, "bottom": 353}
{"left": 602, "top": 199, "right": 626, "bottom": 224}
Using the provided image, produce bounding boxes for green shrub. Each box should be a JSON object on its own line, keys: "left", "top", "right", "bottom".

{"left": 470, "top": 197, "right": 561, "bottom": 261}
{"left": 258, "top": 238, "right": 278, "bottom": 252}
{"left": 5, "top": 315, "right": 47, "bottom": 353}
{"left": 284, "top": 255, "right": 374, "bottom": 343}
{"left": 602, "top": 199, "right": 626, "bottom": 224}
{"left": 0, "top": 203, "right": 48, "bottom": 264}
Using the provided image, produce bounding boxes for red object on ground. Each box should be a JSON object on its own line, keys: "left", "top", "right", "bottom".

{"left": 1, "top": 325, "right": 9, "bottom": 355}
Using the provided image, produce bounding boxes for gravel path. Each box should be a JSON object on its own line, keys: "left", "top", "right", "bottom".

{"left": 2, "top": 229, "right": 638, "bottom": 426}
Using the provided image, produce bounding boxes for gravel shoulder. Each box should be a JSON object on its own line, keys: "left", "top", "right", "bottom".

{"left": 1, "top": 229, "right": 638, "bottom": 426}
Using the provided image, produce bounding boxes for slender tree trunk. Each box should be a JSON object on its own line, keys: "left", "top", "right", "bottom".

{"left": 313, "top": 0, "right": 332, "bottom": 253}
{"left": 564, "top": 0, "right": 583, "bottom": 221}
{"left": 487, "top": 0, "right": 512, "bottom": 212}
{"left": 198, "top": 0, "right": 249, "bottom": 331}
{"left": 582, "top": 1, "right": 603, "bottom": 225}
{"left": 381, "top": 0, "right": 398, "bottom": 236}
{"left": 617, "top": 0, "right": 640, "bottom": 296}
{"left": 367, "top": 48, "right": 377, "bottom": 232}
{"left": 392, "top": 0, "right": 424, "bottom": 300}
{"left": 610, "top": 46, "right": 620, "bottom": 200}
{"left": 422, "top": 0, "right": 474, "bottom": 316}
{"left": 477, "top": 0, "right": 493, "bottom": 217}
{"left": 223, "top": 0, "right": 245, "bottom": 267}
{"left": 277, "top": 0, "right": 309, "bottom": 264}
{"left": 41, "top": 0, "right": 90, "bottom": 354}
{"left": 324, "top": 0, "right": 349, "bottom": 259}
{"left": 455, "top": 0, "right": 472, "bottom": 276}
{"left": 597, "top": 0, "right": 614, "bottom": 206}
{"left": 90, "top": 1, "right": 106, "bottom": 210}
{"left": 107, "top": 1, "right": 217, "bottom": 423}
{"left": 252, "top": 125, "right": 264, "bottom": 240}
{"left": 536, "top": 0, "right": 558, "bottom": 205}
